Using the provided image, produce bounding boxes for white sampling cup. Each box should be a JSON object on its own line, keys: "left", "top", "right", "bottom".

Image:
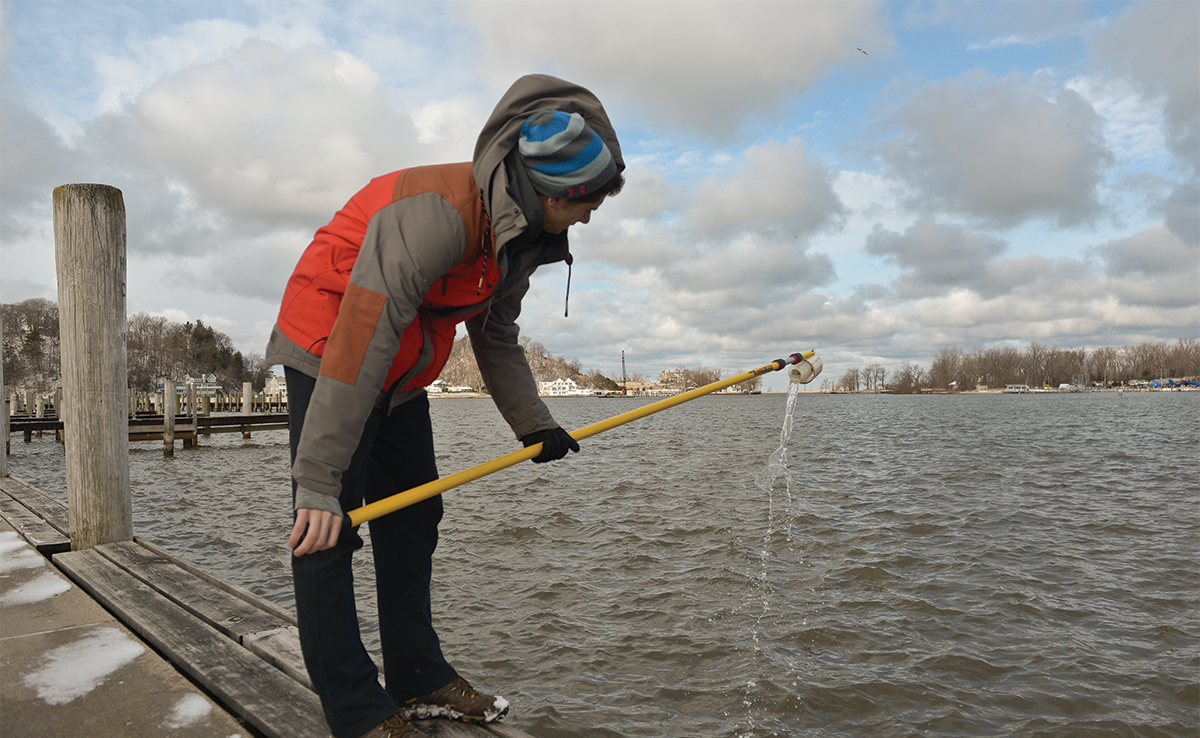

{"left": 787, "top": 355, "right": 823, "bottom": 384}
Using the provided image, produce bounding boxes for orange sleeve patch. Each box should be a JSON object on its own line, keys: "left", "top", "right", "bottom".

{"left": 319, "top": 283, "right": 387, "bottom": 384}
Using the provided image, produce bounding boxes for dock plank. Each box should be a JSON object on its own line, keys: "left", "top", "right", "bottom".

{"left": 94, "top": 540, "right": 286, "bottom": 640}
{"left": 55, "top": 547, "right": 329, "bottom": 738}
{"left": 136, "top": 536, "right": 299, "bottom": 625}
{"left": 244, "top": 624, "right": 312, "bottom": 688}
{"left": 0, "top": 490, "right": 69, "bottom": 554}
{"left": 0, "top": 475, "right": 69, "bottom": 535}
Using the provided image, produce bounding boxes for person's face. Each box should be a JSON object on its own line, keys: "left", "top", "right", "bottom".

{"left": 540, "top": 195, "right": 606, "bottom": 234}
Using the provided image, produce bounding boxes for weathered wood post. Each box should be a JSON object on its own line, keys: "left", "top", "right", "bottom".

{"left": 242, "top": 381, "right": 252, "bottom": 439}
{"left": 54, "top": 183, "right": 133, "bottom": 549}
{"left": 186, "top": 383, "right": 198, "bottom": 448}
{"left": 1, "top": 317, "right": 7, "bottom": 476}
{"left": 21, "top": 391, "right": 32, "bottom": 442}
{"left": 55, "top": 387, "right": 64, "bottom": 443}
{"left": 163, "top": 379, "right": 176, "bottom": 456}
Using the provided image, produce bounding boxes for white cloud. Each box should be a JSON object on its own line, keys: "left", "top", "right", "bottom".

{"left": 1090, "top": 0, "right": 1200, "bottom": 167}
{"left": 93, "top": 16, "right": 328, "bottom": 114}
{"left": 463, "top": 0, "right": 893, "bottom": 139}
{"left": 1, "top": 0, "right": 1194, "bottom": 385}
{"left": 904, "top": 0, "right": 1095, "bottom": 46}
{"left": 1066, "top": 75, "right": 1168, "bottom": 164}
{"left": 881, "top": 74, "right": 1114, "bottom": 228}
{"left": 865, "top": 218, "right": 1008, "bottom": 298}
{"left": 683, "top": 138, "right": 844, "bottom": 241}
{"left": 1095, "top": 224, "right": 1199, "bottom": 309}
{"left": 85, "top": 40, "right": 424, "bottom": 230}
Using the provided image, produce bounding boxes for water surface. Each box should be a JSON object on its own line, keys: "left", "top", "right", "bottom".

{"left": 8, "top": 392, "right": 1197, "bottom": 737}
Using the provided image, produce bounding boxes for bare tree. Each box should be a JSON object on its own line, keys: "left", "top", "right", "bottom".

{"left": 731, "top": 374, "right": 764, "bottom": 393}
{"left": 929, "top": 347, "right": 965, "bottom": 390}
{"left": 891, "top": 361, "right": 925, "bottom": 394}
{"left": 838, "top": 367, "right": 860, "bottom": 392}
{"left": 682, "top": 366, "right": 721, "bottom": 389}
{"left": 127, "top": 312, "right": 170, "bottom": 391}
{"left": 1172, "top": 338, "right": 1200, "bottom": 377}
{"left": 1, "top": 298, "right": 61, "bottom": 394}
{"left": 1089, "top": 346, "right": 1118, "bottom": 387}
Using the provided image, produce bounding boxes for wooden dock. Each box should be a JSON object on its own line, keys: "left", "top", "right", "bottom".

{"left": 3, "top": 185, "right": 538, "bottom": 737}
{"left": 0, "top": 476, "right": 535, "bottom": 738}
{"left": 6, "top": 413, "right": 290, "bottom": 444}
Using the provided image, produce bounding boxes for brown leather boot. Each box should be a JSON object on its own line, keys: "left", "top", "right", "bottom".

{"left": 401, "top": 675, "right": 509, "bottom": 724}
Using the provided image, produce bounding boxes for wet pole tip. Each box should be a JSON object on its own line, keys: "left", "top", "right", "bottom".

{"left": 787, "top": 354, "right": 823, "bottom": 384}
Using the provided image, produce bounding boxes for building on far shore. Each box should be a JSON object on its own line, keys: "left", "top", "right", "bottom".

{"left": 265, "top": 375, "right": 288, "bottom": 399}
{"left": 538, "top": 377, "right": 591, "bottom": 396}
{"left": 426, "top": 379, "right": 477, "bottom": 393}
{"left": 156, "top": 373, "right": 222, "bottom": 395}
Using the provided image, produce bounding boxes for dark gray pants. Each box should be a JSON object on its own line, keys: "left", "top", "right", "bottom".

{"left": 286, "top": 367, "right": 457, "bottom": 738}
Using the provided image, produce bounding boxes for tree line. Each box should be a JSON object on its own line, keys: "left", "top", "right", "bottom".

{"left": 3, "top": 298, "right": 271, "bottom": 395}
{"left": 831, "top": 339, "right": 1200, "bottom": 393}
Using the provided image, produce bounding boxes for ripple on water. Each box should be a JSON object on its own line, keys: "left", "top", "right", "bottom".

{"left": 5, "top": 395, "right": 1198, "bottom": 737}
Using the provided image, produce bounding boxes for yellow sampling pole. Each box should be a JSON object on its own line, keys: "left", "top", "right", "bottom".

{"left": 346, "top": 350, "right": 817, "bottom": 528}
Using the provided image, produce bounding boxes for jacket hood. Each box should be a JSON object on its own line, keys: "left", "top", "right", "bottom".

{"left": 473, "top": 74, "right": 625, "bottom": 252}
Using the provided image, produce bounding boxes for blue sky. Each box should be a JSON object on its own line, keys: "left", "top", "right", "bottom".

{"left": 2, "top": 0, "right": 1196, "bottom": 390}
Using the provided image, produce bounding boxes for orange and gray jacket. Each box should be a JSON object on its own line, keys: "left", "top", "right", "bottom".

{"left": 265, "top": 74, "right": 624, "bottom": 515}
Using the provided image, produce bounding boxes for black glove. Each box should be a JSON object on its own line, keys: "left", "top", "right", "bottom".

{"left": 521, "top": 426, "right": 580, "bottom": 463}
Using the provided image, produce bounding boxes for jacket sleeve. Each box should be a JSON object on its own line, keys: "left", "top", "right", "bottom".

{"left": 465, "top": 274, "right": 557, "bottom": 440}
{"left": 291, "top": 193, "right": 466, "bottom": 514}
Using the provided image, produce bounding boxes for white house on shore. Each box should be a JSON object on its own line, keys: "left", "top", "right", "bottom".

{"left": 265, "top": 375, "right": 288, "bottom": 399}
{"left": 537, "top": 377, "right": 590, "bottom": 396}
{"left": 157, "top": 373, "right": 222, "bottom": 395}
{"left": 426, "top": 379, "right": 476, "bottom": 393}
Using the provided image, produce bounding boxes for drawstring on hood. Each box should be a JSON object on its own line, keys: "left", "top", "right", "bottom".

{"left": 564, "top": 253, "right": 573, "bottom": 317}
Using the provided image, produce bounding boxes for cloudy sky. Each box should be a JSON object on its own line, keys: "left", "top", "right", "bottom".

{"left": 2, "top": 1, "right": 1196, "bottom": 390}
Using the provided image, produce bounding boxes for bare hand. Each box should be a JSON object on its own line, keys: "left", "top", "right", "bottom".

{"left": 289, "top": 508, "right": 343, "bottom": 556}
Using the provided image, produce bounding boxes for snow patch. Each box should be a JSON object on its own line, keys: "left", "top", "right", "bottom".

{"left": 163, "top": 693, "right": 212, "bottom": 728}
{"left": 0, "top": 530, "right": 27, "bottom": 554}
{"left": 0, "top": 532, "right": 47, "bottom": 574}
{"left": 0, "top": 571, "right": 71, "bottom": 605}
{"left": 22, "top": 627, "right": 145, "bottom": 705}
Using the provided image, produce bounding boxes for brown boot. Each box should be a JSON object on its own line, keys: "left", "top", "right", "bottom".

{"left": 401, "top": 675, "right": 510, "bottom": 724}
{"left": 355, "top": 712, "right": 430, "bottom": 738}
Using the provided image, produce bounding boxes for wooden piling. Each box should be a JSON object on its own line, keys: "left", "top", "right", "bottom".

{"left": 187, "top": 384, "right": 199, "bottom": 448}
{"left": 164, "top": 380, "right": 176, "bottom": 457}
{"left": 1, "top": 318, "right": 7, "bottom": 475}
{"left": 53, "top": 183, "right": 133, "bottom": 549}
{"left": 242, "top": 382, "right": 252, "bottom": 439}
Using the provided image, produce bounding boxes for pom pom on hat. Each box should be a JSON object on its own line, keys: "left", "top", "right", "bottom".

{"left": 518, "top": 109, "right": 617, "bottom": 199}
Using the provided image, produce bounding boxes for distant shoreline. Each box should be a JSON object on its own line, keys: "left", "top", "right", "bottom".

{"left": 428, "top": 386, "right": 1198, "bottom": 399}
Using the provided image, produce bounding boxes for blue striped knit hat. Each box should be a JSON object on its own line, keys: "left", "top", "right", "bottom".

{"left": 518, "top": 109, "right": 617, "bottom": 199}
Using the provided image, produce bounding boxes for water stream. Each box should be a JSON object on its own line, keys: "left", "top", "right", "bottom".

{"left": 743, "top": 381, "right": 805, "bottom": 734}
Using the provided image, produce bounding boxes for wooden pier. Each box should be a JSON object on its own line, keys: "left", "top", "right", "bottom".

{"left": 0, "top": 475, "right": 534, "bottom": 738}
{"left": 6, "top": 413, "right": 290, "bottom": 444}
{"left": 3, "top": 184, "right": 540, "bottom": 737}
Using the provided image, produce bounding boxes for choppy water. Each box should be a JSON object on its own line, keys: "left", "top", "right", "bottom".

{"left": 8, "top": 391, "right": 1199, "bottom": 737}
